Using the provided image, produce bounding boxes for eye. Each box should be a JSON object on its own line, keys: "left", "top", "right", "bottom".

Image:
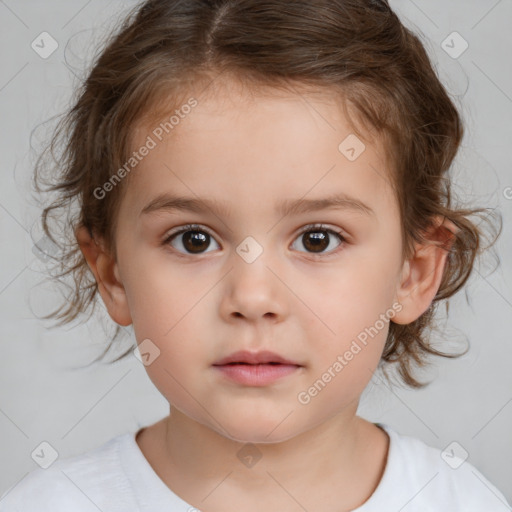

{"left": 163, "top": 223, "right": 346, "bottom": 257}
{"left": 291, "top": 224, "right": 346, "bottom": 255}
{"left": 163, "top": 224, "right": 220, "bottom": 255}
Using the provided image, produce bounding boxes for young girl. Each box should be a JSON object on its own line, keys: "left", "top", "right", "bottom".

{"left": 1, "top": 0, "right": 509, "bottom": 510}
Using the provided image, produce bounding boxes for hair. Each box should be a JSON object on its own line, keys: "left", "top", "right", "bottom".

{"left": 34, "top": 0, "right": 501, "bottom": 388}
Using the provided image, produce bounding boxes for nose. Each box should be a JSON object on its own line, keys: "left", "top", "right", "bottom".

{"left": 219, "top": 247, "right": 288, "bottom": 324}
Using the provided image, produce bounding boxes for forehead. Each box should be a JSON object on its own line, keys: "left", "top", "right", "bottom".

{"left": 123, "top": 78, "right": 396, "bottom": 219}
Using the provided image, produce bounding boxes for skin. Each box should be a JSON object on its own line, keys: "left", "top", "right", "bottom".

{"left": 77, "top": 77, "right": 455, "bottom": 511}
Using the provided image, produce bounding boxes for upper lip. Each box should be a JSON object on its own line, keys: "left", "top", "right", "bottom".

{"left": 213, "top": 350, "right": 301, "bottom": 366}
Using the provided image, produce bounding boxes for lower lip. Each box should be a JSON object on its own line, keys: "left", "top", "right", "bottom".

{"left": 213, "top": 363, "right": 300, "bottom": 386}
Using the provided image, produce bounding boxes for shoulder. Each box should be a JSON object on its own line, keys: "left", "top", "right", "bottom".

{"left": 374, "top": 423, "right": 511, "bottom": 511}
{"left": 0, "top": 433, "right": 136, "bottom": 512}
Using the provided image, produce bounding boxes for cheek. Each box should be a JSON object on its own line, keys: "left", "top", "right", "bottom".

{"left": 127, "top": 280, "right": 210, "bottom": 412}
{"left": 122, "top": 249, "right": 215, "bottom": 369}
{"left": 300, "top": 243, "right": 400, "bottom": 363}
{"left": 122, "top": 249, "right": 215, "bottom": 338}
{"left": 299, "top": 280, "right": 390, "bottom": 410}
{"left": 313, "top": 263, "right": 397, "bottom": 328}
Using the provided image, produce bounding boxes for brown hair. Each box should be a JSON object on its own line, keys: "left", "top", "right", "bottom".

{"left": 34, "top": 0, "right": 500, "bottom": 388}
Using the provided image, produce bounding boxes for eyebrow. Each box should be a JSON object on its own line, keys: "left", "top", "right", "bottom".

{"left": 140, "top": 192, "right": 375, "bottom": 218}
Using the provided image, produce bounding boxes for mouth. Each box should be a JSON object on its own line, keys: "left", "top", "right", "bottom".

{"left": 212, "top": 350, "right": 303, "bottom": 386}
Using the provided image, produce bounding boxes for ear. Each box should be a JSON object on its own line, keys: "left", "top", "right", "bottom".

{"left": 392, "top": 216, "right": 458, "bottom": 325}
{"left": 75, "top": 225, "right": 132, "bottom": 326}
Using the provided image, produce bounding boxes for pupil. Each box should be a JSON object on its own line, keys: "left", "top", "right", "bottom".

{"left": 304, "top": 231, "right": 328, "bottom": 253}
{"left": 183, "top": 231, "right": 209, "bottom": 253}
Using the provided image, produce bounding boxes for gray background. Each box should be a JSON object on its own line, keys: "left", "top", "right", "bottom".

{"left": 1, "top": 0, "right": 511, "bottom": 505}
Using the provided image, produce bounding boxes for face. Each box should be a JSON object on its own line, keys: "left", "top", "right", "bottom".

{"left": 111, "top": 79, "right": 405, "bottom": 443}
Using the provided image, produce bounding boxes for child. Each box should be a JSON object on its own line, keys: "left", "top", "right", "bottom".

{"left": 1, "top": 0, "right": 510, "bottom": 510}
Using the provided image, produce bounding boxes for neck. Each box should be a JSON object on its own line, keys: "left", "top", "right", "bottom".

{"left": 138, "top": 404, "right": 389, "bottom": 510}
{"left": 166, "top": 406, "right": 359, "bottom": 484}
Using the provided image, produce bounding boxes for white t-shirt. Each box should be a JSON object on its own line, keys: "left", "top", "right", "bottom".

{"left": 0, "top": 423, "right": 509, "bottom": 511}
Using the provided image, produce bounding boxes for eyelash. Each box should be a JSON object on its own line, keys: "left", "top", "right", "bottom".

{"left": 163, "top": 223, "right": 347, "bottom": 258}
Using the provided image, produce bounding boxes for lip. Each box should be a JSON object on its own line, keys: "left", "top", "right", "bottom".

{"left": 212, "top": 350, "right": 303, "bottom": 386}
{"left": 213, "top": 350, "right": 300, "bottom": 366}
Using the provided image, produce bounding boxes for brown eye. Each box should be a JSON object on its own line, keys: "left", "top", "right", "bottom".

{"left": 181, "top": 230, "right": 210, "bottom": 253}
{"left": 302, "top": 231, "right": 329, "bottom": 253}
{"left": 165, "top": 225, "right": 220, "bottom": 255}
{"left": 292, "top": 225, "right": 345, "bottom": 255}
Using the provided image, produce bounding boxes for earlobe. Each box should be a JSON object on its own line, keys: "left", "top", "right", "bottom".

{"left": 392, "top": 216, "right": 457, "bottom": 325}
{"left": 75, "top": 225, "right": 132, "bottom": 326}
